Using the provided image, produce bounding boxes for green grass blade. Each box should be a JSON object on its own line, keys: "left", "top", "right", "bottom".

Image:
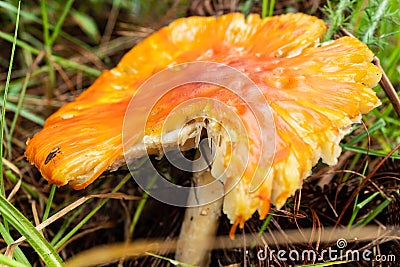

{"left": 54, "top": 173, "right": 132, "bottom": 250}
{"left": 0, "top": 1, "right": 39, "bottom": 22}
{"left": 49, "top": 0, "right": 75, "bottom": 46}
{"left": 258, "top": 211, "right": 274, "bottom": 236}
{"left": 1, "top": 0, "right": 21, "bottom": 196}
{"left": 0, "top": 253, "right": 29, "bottom": 267}
{"left": 0, "top": 222, "right": 31, "bottom": 266}
{"left": 238, "top": 0, "right": 253, "bottom": 16}
{"left": 0, "top": 1, "right": 98, "bottom": 57}
{"left": 40, "top": 0, "right": 50, "bottom": 45}
{"left": 356, "top": 197, "right": 391, "bottom": 227}
{"left": 341, "top": 145, "right": 400, "bottom": 159}
{"left": 70, "top": 9, "right": 100, "bottom": 42}
{"left": 0, "top": 194, "right": 63, "bottom": 266}
{"left": 145, "top": 252, "right": 198, "bottom": 267}
{"left": 54, "top": 202, "right": 106, "bottom": 250}
{"left": 129, "top": 171, "right": 159, "bottom": 237}
{"left": 262, "top": 0, "right": 267, "bottom": 18}
{"left": 345, "top": 118, "right": 386, "bottom": 146}
{"left": 43, "top": 184, "right": 57, "bottom": 221}
{"left": 41, "top": 0, "right": 56, "bottom": 98}
{"left": 50, "top": 205, "right": 86, "bottom": 246}
{"left": 0, "top": 31, "right": 40, "bottom": 54}
{"left": 129, "top": 191, "right": 148, "bottom": 237}
{"left": 0, "top": 102, "right": 45, "bottom": 126}
{"left": 7, "top": 67, "right": 32, "bottom": 159}
{"left": 348, "top": 191, "right": 380, "bottom": 227}
{"left": 356, "top": 192, "right": 381, "bottom": 210}
{"left": 348, "top": 162, "right": 368, "bottom": 227}
{"left": 53, "top": 54, "right": 101, "bottom": 76}
{"left": 0, "top": 31, "right": 101, "bottom": 76}
{"left": 268, "top": 0, "right": 275, "bottom": 16}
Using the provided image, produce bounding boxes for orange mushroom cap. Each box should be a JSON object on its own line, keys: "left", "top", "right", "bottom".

{"left": 25, "top": 13, "right": 381, "bottom": 231}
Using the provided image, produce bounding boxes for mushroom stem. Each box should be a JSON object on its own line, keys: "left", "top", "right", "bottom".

{"left": 176, "top": 170, "right": 223, "bottom": 267}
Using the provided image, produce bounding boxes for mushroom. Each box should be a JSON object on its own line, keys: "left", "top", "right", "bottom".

{"left": 25, "top": 13, "right": 382, "bottom": 266}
